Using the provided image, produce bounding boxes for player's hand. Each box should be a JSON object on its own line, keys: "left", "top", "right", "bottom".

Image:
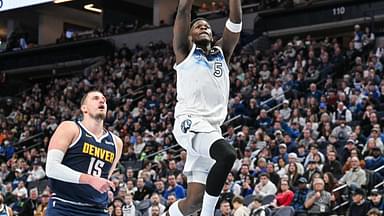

{"left": 315, "top": 192, "right": 321, "bottom": 199}
{"left": 88, "top": 175, "right": 115, "bottom": 193}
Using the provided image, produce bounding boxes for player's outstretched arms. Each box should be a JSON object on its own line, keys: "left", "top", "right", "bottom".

{"left": 46, "top": 121, "right": 114, "bottom": 193}
{"left": 215, "top": 0, "right": 242, "bottom": 63}
{"left": 173, "top": 0, "right": 194, "bottom": 64}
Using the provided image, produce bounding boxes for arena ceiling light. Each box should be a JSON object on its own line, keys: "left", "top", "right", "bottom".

{"left": 53, "top": 0, "right": 73, "bottom": 3}
{"left": 84, "top": 3, "right": 102, "bottom": 13}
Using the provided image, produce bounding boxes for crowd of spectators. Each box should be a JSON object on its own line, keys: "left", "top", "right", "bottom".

{"left": 0, "top": 23, "right": 384, "bottom": 216}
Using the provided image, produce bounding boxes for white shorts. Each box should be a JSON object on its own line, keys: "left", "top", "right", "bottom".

{"left": 173, "top": 115, "right": 223, "bottom": 184}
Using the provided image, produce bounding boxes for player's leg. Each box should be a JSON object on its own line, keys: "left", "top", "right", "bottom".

{"left": 193, "top": 132, "right": 237, "bottom": 216}
{"left": 168, "top": 182, "right": 205, "bottom": 215}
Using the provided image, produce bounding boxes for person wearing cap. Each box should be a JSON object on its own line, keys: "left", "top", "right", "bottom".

{"left": 291, "top": 177, "right": 309, "bottom": 215}
{"left": 272, "top": 143, "right": 288, "bottom": 164}
{"left": 347, "top": 187, "right": 371, "bottom": 216}
{"left": 284, "top": 153, "right": 304, "bottom": 175}
{"left": 282, "top": 134, "right": 298, "bottom": 154}
{"left": 35, "top": 191, "right": 50, "bottom": 216}
{"left": 339, "top": 156, "right": 367, "bottom": 187}
{"left": 303, "top": 158, "right": 321, "bottom": 185}
{"left": 280, "top": 99, "right": 291, "bottom": 121}
{"left": 284, "top": 42, "right": 296, "bottom": 59}
{"left": 370, "top": 189, "right": 384, "bottom": 213}
{"left": 255, "top": 109, "right": 272, "bottom": 130}
{"left": 365, "top": 146, "right": 384, "bottom": 172}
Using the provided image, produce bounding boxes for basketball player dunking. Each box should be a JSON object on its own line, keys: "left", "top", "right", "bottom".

{"left": 45, "top": 91, "right": 122, "bottom": 216}
{"left": 167, "top": 0, "right": 242, "bottom": 215}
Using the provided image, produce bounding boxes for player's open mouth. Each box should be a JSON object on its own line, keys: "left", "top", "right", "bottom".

{"left": 199, "top": 32, "right": 209, "bottom": 36}
{"left": 98, "top": 105, "right": 105, "bottom": 110}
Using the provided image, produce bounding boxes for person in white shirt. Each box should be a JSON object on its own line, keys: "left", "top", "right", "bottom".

{"left": 253, "top": 173, "right": 277, "bottom": 196}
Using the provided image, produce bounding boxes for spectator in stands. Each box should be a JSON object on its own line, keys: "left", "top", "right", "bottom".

{"left": 280, "top": 100, "right": 291, "bottom": 121}
{"left": 367, "top": 208, "right": 382, "bottom": 216}
{"left": 253, "top": 173, "right": 277, "bottom": 196}
{"left": 218, "top": 200, "right": 232, "bottom": 216}
{"left": 35, "top": 190, "right": 49, "bottom": 216}
{"left": 272, "top": 143, "right": 288, "bottom": 164}
{"left": 274, "top": 179, "right": 294, "bottom": 207}
{"left": 232, "top": 195, "right": 250, "bottom": 216}
{"left": 133, "top": 177, "right": 152, "bottom": 201}
{"left": 304, "top": 144, "right": 325, "bottom": 167}
{"left": 323, "top": 172, "right": 340, "bottom": 205}
{"left": 322, "top": 150, "right": 343, "bottom": 179}
{"left": 147, "top": 192, "right": 165, "bottom": 216}
{"left": 365, "top": 146, "right": 384, "bottom": 173}
{"left": 26, "top": 161, "right": 45, "bottom": 183}
{"left": 285, "top": 153, "right": 303, "bottom": 175}
{"left": 291, "top": 177, "right": 309, "bottom": 215}
{"left": 348, "top": 187, "right": 371, "bottom": 216}
{"left": 304, "top": 178, "right": 332, "bottom": 214}
{"left": 332, "top": 102, "right": 353, "bottom": 124}
{"left": 339, "top": 156, "right": 366, "bottom": 187}
{"left": 369, "top": 189, "right": 384, "bottom": 213}
{"left": 164, "top": 174, "right": 185, "bottom": 200}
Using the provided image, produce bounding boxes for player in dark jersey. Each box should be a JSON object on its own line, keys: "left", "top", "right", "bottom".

{"left": 45, "top": 91, "right": 123, "bottom": 216}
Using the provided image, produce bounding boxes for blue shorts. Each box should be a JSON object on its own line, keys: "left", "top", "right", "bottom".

{"left": 46, "top": 198, "right": 108, "bottom": 216}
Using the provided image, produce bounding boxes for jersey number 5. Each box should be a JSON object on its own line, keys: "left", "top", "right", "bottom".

{"left": 87, "top": 157, "right": 105, "bottom": 177}
{"left": 214, "top": 62, "right": 223, "bottom": 77}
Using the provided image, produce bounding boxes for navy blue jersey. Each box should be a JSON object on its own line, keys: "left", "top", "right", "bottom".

{"left": 49, "top": 121, "right": 117, "bottom": 208}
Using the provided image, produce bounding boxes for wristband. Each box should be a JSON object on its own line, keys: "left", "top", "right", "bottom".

{"left": 225, "top": 19, "right": 242, "bottom": 33}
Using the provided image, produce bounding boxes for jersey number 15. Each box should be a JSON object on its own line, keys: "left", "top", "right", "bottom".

{"left": 87, "top": 157, "right": 105, "bottom": 177}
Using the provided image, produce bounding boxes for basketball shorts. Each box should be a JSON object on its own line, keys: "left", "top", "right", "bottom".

{"left": 173, "top": 115, "right": 223, "bottom": 184}
{"left": 46, "top": 198, "right": 108, "bottom": 216}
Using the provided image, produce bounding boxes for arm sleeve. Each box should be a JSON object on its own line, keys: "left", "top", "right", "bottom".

{"left": 45, "top": 149, "right": 82, "bottom": 184}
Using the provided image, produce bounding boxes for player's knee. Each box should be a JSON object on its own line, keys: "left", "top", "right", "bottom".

{"left": 210, "top": 139, "right": 236, "bottom": 164}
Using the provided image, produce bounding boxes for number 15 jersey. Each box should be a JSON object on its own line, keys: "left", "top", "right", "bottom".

{"left": 174, "top": 43, "right": 230, "bottom": 127}
{"left": 48, "top": 121, "right": 117, "bottom": 208}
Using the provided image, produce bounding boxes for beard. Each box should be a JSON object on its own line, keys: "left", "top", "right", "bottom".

{"left": 89, "top": 112, "right": 106, "bottom": 121}
{"left": 194, "top": 37, "right": 211, "bottom": 47}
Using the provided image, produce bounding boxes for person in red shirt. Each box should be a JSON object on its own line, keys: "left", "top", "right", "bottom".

{"left": 274, "top": 179, "right": 294, "bottom": 207}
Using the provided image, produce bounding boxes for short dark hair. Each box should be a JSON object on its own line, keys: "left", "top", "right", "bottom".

{"left": 190, "top": 17, "right": 209, "bottom": 28}
{"left": 259, "top": 173, "right": 270, "bottom": 179}
{"left": 80, "top": 90, "right": 102, "bottom": 105}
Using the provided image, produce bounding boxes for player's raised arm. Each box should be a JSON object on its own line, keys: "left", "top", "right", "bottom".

{"left": 216, "top": 0, "right": 242, "bottom": 63}
{"left": 173, "top": 0, "right": 194, "bottom": 64}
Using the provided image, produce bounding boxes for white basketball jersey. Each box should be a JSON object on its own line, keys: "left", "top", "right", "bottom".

{"left": 174, "top": 43, "right": 230, "bottom": 127}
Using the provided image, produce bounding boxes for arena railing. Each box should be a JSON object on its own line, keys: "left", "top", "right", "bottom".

{"left": 14, "top": 132, "right": 43, "bottom": 148}
{"left": 260, "top": 90, "right": 289, "bottom": 107}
